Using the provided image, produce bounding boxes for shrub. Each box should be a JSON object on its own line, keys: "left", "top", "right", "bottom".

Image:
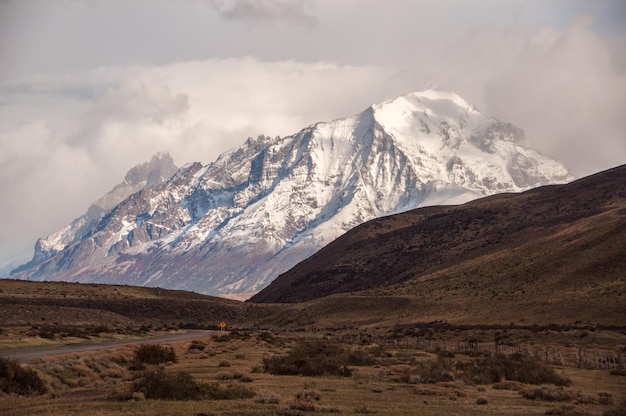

{"left": 295, "top": 389, "right": 321, "bottom": 401}
{"left": 217, "top": 372, "right": 233, "bottom": 380}
{"left": 460, "top": 353, "right": 570, "bottom": 386}
{"left": 492, "top": 381, "right": 525, "bottom": 391}
{"left": 132, "top": 369, "right": 254, "bottom": 401}
{"left": 411, "top": 357, "right": 455, "bottom": 384}
{"left": 91, "top": 325, "right": 110, "bottom": 334}
{"left": 254, "top": 391, "right": 281, "bottom": 404}
{"left": 354, "top": 406, "right": 377, "bottom": 414}
{"left": 134, "top": 370, "right": 204, "bottom": 400}
{"left": 603, "top": 399, "right": 626, "bottom": 416}
{"left": 203, "top": 382, "right": 255, "bottom": 400}
{"left": 289, "top": 399, "right": 317, "bottom": 411}
{"left": 345, "top": 349, "right": 377, "bottom": 366}
{"left": 257, "top": 332, "right": 277, "bottom": 344}
{"left": 134, "top": 344, "right": 177, "bottom": 366}
{"left": 263, "top": 340, "right": 354, "bottom": 377}
{"left": 188, "top": 340, "right": 206, "bottom": 352}
{"left": 0, "top": 357, "right": 47, "bottom": 396}
{"left": 519, "top": 386, "right": 605, "bottom": 404}
{"left": 520, "top": 385, "right": 574, "bottom": 402}
{"left": 546, "top": 405, "right": 594, "bottom": 416}
{"left": 213, "top": 330, "right": 250, "bottom": 343}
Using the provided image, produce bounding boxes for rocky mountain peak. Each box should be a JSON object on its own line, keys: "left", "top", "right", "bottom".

{"left": 12, "top": 89, "right": 573, "bottom": 295}
{"left": 12, "top": 153, "right": 178, "bottom": 273}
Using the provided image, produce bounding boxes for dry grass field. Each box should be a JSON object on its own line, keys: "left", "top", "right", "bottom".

{"left": 2, "top": 330, "right": 626, "bottom": 416}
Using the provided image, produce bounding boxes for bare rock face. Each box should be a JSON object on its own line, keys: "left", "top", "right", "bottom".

{"left": 12, "top": 88, "right": 573, "bottom": 295}
{"left": 12, "top": 152, "right": 177, "bottom": 273}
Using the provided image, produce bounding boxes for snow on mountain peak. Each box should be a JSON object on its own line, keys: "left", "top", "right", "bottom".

{"left": 12, "top": 153, "right": 178, "bottom": 273}
{"left": 12, "top": 89, "right": 574, "bottom": 295}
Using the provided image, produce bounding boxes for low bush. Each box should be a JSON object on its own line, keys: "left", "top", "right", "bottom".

{"left": 289, "top": 399, "right": 316, "bottom": 411}
{"left": 134, "top": 343, "right": 177, "bottom": 366}
{"left": 29, "top": 324, "right": 110, "bottom": 340}
{"left": 0, "top": 357, "right": 47, "bottom": 395}
{"left": 188, "top": 340, "right": 206, "bottom": 352}
{"left": 492, "top": 380, "right": 525, "bottom": 391}
{"left": 520, "top": 385, "right": 575, "bottom": 402}
{"left": 132, "top": 369, "right": 254, "bottom": 401}
{"left": 254, "top": 391, "right": 281, "bottom": 404}
{"left": 603, "top": 399, "right": 626, "bottom": 416}
{"left": 263, "top": 340, "right": 355, "bottom": 377}
{"left": 410, "top": 357, "right": 455, "bottom": 384}
{"left": 213, "top": 330, "right": 250, "bottom": 343}
{"left": 520, "top": 386, "right": 609, "bottom": 405}
{"left": 545, "top": 404, "right": 594, "bottom": 416}
{"left": 217, "top": 372, "right": 233, "bottom": 380}
{"left": 345, "top": 349, "right": 377, "bottom": 366}
{"left": 134, "top": 370, "right": 204, "bottom": 400}
{"left": 354, "top": 406, "right": 377, "bottom": 414}
{"left": 203, "top": 382, "right": 255, "bottom": 400}
{"left": 458, "top": 353, "right": 570, "bottom": 386}
{"left": 295, "top": 389, "right": 321, "bottom": 401}
{"left": 257, "top": 332, "right": 277, "bottom": 344}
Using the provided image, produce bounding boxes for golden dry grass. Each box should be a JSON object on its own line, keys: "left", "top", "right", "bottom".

{"left": 1, "top": 332, "right": 625, "bottom": 416}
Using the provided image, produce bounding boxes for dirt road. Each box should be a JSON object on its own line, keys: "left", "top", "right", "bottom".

{"left": 0, "top": 330, "right": 216, "bottom": 362}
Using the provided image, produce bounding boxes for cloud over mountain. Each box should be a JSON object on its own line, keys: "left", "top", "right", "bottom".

{"left": 0, "top": 1, "right": 624, "bottom": 273}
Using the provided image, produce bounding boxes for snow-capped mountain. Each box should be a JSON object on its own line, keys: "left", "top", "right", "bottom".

{"left": 12, "top": 152, "right": 177, "bottom": 274}
{"left": 12, "top": 87, "right": 573, "bottom": 295}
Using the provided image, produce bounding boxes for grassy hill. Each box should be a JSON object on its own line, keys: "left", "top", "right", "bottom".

{"left": 249, "top": 165, "right": 626, "bottom": 328}
{"left": 0, "top": 279, "right": 283, "bottom": 343}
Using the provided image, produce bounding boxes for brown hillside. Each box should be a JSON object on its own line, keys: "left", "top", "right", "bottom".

{"left": 250, "top": 164, "right": 626, "bottom": 318}
{"left": 0, "top": 280, "right": 280, "bottom": 337}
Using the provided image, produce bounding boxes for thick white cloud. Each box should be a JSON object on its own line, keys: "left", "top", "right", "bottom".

{"left": 430, "top": 17, "right": 626, "bottom": 177}
{"left": 0, "top": 59, "right": 422, "bottom": 268}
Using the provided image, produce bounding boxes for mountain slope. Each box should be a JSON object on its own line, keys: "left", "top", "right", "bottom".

{"left": 12, "top": 88, "right": 573, "bottom": 295}
{"left": 12, "top": 152, "right": 178, "bottom": 273}
{"left": 250, "top": 164, "right": 626, "bottom": 310}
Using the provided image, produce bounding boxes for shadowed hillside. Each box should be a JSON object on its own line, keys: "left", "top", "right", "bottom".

{"left": 250, "top": 165, "right": 626, "bottom": 326}
{"left": 0, "top": 280, "right": 280, "bottom": 338}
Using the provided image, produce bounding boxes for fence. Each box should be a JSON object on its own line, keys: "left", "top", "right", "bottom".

{"left": 286, "top": 331, "right": 625, "bottom": 371}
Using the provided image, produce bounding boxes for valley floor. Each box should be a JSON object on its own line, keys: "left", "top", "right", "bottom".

{"left": 1, "top": 330, "right": 625, "bottom": 416}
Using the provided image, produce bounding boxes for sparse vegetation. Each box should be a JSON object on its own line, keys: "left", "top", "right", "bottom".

{"left": 603, "top": 399, "right": 626, "bottom": 416}
{"left": 254, "top": 391, "right": 281, "bottom": 404}
{"left": 0, "top": 279, "right": 624, "bottom": 416}
{"left": 257, "top": 331, "right": 277, "bottom": 344}
{"left": 520, "top": 386, "right": 612, "bottom": 404}
{"left": 133, "top": 370, "right": 203, "bottom": 400}
{"left": 263, "top": 340, "right": 356, "bottom": 377}
{"left": 130, "top": 369, "right": 254, "bottom": 401}
{"left": 0, "top": 357, "right": 47, "bottom": 396}
{"left": 133, "top": 343, "right": 177, "bottom": 367}
{"left": 409, "top": 356, "right": 455, "bottom": 384}
{"left": 457, "top": 353, "right": 571, "bottom": 386}
{"left": 188, "top": 340, "right": 206, "bottom": 351}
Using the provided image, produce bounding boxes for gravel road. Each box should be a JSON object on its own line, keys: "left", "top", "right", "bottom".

{"left": 0, "top": 330, "right": 216, "bottom": 362}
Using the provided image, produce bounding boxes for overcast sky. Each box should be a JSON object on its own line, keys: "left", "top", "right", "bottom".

{"left": 1, "top": 0, "right": 625, "bottom": 273}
